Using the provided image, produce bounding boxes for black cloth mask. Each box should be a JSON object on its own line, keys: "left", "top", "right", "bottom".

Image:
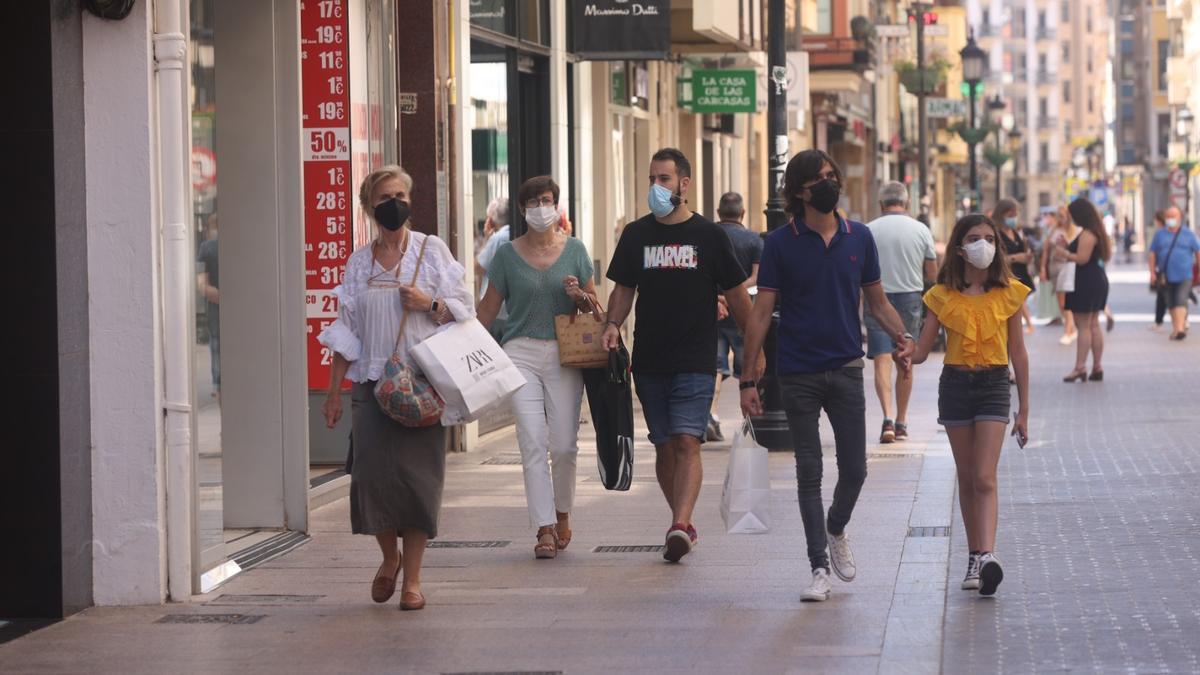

{"left": 806, "top": 179, "right": 841, "bottom": 214}
{"left": 374, "top": 198, "right": 411, "bottom": 231}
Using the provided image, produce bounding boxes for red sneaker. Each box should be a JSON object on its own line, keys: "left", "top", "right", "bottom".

{"left": 663, "top": 523, "right": 694, "bottom": 562}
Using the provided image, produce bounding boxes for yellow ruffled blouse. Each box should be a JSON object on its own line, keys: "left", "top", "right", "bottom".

{"left": 923, "top": 281, "right": 1031, "bottom": 367}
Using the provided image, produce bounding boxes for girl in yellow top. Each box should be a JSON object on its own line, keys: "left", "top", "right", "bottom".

{"left": 911, "top": 214, "right": 1031, "bottom": 598}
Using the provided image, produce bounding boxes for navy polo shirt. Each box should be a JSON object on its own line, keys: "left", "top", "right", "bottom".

{"left": 757, "top": 216, "right": 882, "bottom": 375}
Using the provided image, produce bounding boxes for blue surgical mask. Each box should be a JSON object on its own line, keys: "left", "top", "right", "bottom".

{"left": 648, "top": 183, "right": 678, "bottom": 219}
{"left": 1004, "top": 216, "right": 1018, "bottom": 228}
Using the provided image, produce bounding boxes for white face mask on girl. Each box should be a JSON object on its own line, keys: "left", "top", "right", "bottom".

{"left": 525, "top": 205, "right": 560, "bottom": 232}
{"left": 962, "top": 239, "right": 996, "bottom": 270}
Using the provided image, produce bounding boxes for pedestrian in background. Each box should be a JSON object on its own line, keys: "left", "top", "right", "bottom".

{"left": 1149, "top": 210, "right": 1170, "bottom": 331}
{"left": 706, "top": 191, "right": 762, "bottom": 443}
{"left": 740, "top": 150, "right": 916, "bottom": 602}
{"left": 476, "top": 197, "right": 511, "bottom": 341}
{"left": 912, "top": 213, "right": 1030, "bottom": 597}
{"left": 865, "top": 181, "right": 936, "bottom": 444}
{"left": 477, "top": 176, "right": 597, "bottom": 560}
{"left": 1149, "top": 205, "right": 1200, "bottom": 341}
{"left": 992, "top": 198, "right": 1036, "bottom": 334}
{"left": 196, "top": 213, "right": 221, "bottom": 402}
{"left": 602, "top": 148, "right": 754, "bottom": 563}
{"left": 1056, "top": 198, "right": 1111, "bottom": 382}
{"left": 1041, "top": 207, "right": 1078, "bottom": 344}
{"left": 319, "top": 165, "right": 475, "bottom": 611}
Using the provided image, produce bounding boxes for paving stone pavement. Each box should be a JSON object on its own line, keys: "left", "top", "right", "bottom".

{"left": 941, "top": 266, "right": 1200, "bottom": 673}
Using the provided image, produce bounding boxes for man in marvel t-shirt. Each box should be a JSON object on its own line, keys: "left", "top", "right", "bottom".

{"left": 602, "top": 147, "right": 754, "bottom": 563}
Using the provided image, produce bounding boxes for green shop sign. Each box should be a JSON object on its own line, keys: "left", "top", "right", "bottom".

{"left": 681, "top": 69, "right": 757, "bottom": 114}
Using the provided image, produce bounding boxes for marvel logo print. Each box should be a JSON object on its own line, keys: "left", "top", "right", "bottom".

{"left": 643, "top": 244, "right": 699, "bottom": 270}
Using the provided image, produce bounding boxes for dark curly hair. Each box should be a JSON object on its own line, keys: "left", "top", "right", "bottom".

{"left": 782, "top": 149, "right": 843, "bottom": 216}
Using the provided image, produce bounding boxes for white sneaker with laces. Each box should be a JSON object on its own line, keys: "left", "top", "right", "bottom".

{"left": 827, "top": 530, "right": 857, "bottom": 582}
{"left": 961, "top": 553, "right": 981, "bottom": 590}
{"left": 801, "top": 568, "right": 832, "bottom": 602}
{"left": 978, "top": 552, "right": 1004, "bottom": 596}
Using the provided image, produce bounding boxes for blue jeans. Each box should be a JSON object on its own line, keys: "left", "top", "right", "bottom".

{"left": 633, "top": 372, "right": 716, "bottom": 446}
{"left": 715, "top": 322, "right": 744, "bottom": 377}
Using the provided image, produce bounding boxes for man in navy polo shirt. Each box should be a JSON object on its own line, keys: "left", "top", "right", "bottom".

{"left": 740, "top": 149, "right": 915, "bottom": 602}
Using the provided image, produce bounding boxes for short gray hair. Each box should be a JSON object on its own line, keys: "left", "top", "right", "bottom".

{"left": 717, "top": 192, "right": 745, "bottom": 219}
{"left": 878, "top": 181, "right": 909, "bottom": 209}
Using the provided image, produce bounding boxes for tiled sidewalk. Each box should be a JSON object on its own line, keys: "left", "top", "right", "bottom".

{"left": 2, "top": 355, "right": 956, "bottom": 674}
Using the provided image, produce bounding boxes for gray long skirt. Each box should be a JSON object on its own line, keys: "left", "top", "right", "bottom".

{"left": 350, "top": 381, "right": 448, "bottom": 538}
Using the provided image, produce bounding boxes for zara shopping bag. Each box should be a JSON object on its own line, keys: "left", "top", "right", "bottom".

{"left": 720, "top": 420, "right": 772, "bottom": 534}
{"left": 409, "top": 318, "right": 525, "bottom": 426}
{"left": 1055, "top": 260, "right": 1076, "bottom": 293}
{"left": 581, "top": 342, "right": 634, "bottom": 491}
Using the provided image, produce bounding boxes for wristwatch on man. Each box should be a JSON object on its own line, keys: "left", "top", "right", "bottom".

{"left": 739, "top": 379, "right": 758, "bottom": 391}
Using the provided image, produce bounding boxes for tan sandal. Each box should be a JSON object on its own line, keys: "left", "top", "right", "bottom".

{"left": 370, "top": 558, "right": 401, "bottom": 603}
{"left": 556, "top": 512, "right": 572, "bottom": 550}
{"left": 534, "top": 525, "right": 558, "bottom": 559}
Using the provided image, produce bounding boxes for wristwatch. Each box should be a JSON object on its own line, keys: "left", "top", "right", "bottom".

{"left": 739, "top": 379, "right": 758, "bottom": 390}
{"left": 429, "top": 299, "right": 440, "bottom": 314}
{"left": 901, "top": 332, "right": 914, "bottom": 343}
{"left": 605, "top": 319, "right": 622, "bottom": 329}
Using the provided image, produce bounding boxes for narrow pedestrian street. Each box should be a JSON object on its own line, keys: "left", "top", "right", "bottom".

{"left": 2, "top": 261, "right": 1197, "bottom": 674}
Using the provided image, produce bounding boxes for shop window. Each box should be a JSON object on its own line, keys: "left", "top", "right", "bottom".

{"left": 469, "top": 0, "right": 550, "bottom": 46}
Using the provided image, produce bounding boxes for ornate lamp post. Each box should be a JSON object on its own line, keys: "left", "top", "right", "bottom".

{"left": 959, "top": 34, "right": 988, "bottom": 208}
{"left": 987, "top": 95, "right": 1007, "bottom": 203}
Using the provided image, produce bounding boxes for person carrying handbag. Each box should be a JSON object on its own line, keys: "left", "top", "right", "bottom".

{"left": 318, "top": 165, "right": 475, "bottom": 612}
{"left": 477, "top": 176, "right": 598, "bottom": 560}
{"left": 1148, "top": 206, "right": 1200, "bottom": 340}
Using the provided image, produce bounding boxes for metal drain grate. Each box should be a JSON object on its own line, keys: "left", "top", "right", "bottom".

{"left": 868, "top": 452, "right": 923, "bottom": 459}
{"left": 593, "top": 545, "right": 665, "bottom": 553}
{"left": 156, "top": 614, "right": 265, "bottom": 625}
{"left": 427, "top": 540, "right": 510, "bottom": 549}
{"left": 481, "top": 456, "right": 523, "bottom": 465}
{"left": 907, "top": 526, "right": 950, "bottom": 538}
{"left": 209, "top": 595, "right": 322, "bottom": 605}
{"left": 444, "top": 672, "right": 563, "bottom": 675}
{"left": 231, "top": 531, "right": 310, "bottom": 571}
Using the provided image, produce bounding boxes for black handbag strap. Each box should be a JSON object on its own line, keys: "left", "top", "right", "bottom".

{"left": 1160, "top": 228, "right": 1183, "bottom": 275}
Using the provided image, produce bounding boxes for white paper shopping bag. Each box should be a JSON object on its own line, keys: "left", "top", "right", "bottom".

{"left": 720, "top": 420, "right": 772, "bottom": 534}
{"left": 409, "top": 319, "right": 526, "bottom": 426}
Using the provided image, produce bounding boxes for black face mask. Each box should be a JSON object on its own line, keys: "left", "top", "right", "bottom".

{"left": 374, "top": 198, "right": 411, "bottom": 231}
{"left": 806, "top": 179, "right": 841, "bottom": 214}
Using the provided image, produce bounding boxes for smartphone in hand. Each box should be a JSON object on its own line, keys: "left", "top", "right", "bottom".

{"left": 1012, "top": 412, "right": 1027, "bottom": 449}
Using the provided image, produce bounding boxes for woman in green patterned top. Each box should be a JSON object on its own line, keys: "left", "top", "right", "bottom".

{"left": 478, "top": 176, "right": 598, "bottom": 560}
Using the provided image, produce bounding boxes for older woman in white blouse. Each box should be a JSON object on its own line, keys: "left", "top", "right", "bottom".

{"left": 319, "top": 165, "right": 474, "bottom": 611}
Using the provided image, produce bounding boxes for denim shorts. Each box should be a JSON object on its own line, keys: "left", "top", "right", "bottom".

{"left": 1163, "top": 280, "right": 1193, "bottom": 309}
{"left": 865, "top": 291, "right": 924, "bottom": 358}
{"left": 715, "top": 323, "right": 744, "bottom": 378}
{"left": 937, "top": 367, "right": 1011, "bottom": 427}
{"left": 633, "top": 372, "right": 716, "bottom": 446}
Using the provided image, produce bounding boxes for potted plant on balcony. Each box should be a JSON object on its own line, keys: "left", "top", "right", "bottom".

{"left": 895, "top": 59, "right": 950, "bottom": 95}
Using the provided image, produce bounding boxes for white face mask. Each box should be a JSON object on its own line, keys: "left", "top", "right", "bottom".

{"left": 525, "top": 205, "right": 560, "bottom": 232}
{"left": 1166, "top": 218, "right": 1181, "bottom": 230}
{"left": 962, "top": 239, "right": 996, "bottom": 270}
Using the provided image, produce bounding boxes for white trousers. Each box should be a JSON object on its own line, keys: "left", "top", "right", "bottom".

{"left": 504, "top": 337, "right": 585, "bottom": 528}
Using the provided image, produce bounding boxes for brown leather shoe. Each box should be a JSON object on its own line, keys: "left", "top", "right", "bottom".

{"left": 399, "top": 591, "right": 425, "bottom": 611}
{"left": 370, "top": 560, "right": 401, "bottom": 603}
{"left": 556, "top": 512, "right": 572, "bottom": 550}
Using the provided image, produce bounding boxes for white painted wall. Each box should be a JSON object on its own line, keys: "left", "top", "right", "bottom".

{"left": 83, "top": 3, "right": 167, "bottom": 605}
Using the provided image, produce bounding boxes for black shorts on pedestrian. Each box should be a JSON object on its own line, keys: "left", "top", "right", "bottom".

{"left": 1164, "top": 280, "right": 1193, "bottom": 309}
{"left": 937, "top": 366, "right": 1011, "bottom": 427}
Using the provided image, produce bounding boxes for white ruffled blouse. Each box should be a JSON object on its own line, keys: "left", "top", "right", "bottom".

{"left": 318, "top": 232, "right": 475, "bottom": 383}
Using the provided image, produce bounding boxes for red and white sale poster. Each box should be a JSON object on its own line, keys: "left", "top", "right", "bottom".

{"left": 302, "top": 0, "right": 352, "bottom": 391}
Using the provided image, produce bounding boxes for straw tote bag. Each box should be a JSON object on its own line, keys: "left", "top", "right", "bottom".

{"left": 554, "top": 295, "right": 609, "bottom": 369}
{"left": 373, "top": 236, "right": 445, "bottom": 427}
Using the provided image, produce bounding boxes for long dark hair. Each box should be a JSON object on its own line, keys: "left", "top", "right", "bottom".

{"left": 1067, "top": 198, "right": 1112, "bottom": 262}
{"left": 937, "top": 214, "right": 1013, "bottom": 292}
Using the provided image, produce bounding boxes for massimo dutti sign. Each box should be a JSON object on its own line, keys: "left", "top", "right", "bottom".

{"left": 572, "top": 1, "right": 672, "bottom": 61}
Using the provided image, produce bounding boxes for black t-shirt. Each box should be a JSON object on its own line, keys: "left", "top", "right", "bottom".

{"left": 717, "top": 221, "right": 763, "bottom": 327}
{"left": 198, "top": 237, "right": 220, "bottom": 332}
{"left": 607, "top": 213, "right": 748, "bottom": 374}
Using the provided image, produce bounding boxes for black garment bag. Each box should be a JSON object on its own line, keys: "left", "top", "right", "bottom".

{"left": 582, "top": 342, "right": 634, "bottom": 491}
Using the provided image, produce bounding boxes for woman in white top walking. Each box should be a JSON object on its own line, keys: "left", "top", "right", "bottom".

{"left": 319, "top": 165, "right": 475, "bottom": 611}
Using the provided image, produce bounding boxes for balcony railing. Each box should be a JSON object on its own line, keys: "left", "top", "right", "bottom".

{"left": 1037, "top": 70, "right": 1058, "bottom": 85}
{"left": 980, "top": 24, "right": 996, "bottom": 37}
{"left": 1037, "top": 160, "right": 1057, "bottom": 174}
{"left": 1038, "top": 117, "right": 1055, "bottom": 130}
{"left": 1036, "top": 25, "right": 1055, "bottom": 40}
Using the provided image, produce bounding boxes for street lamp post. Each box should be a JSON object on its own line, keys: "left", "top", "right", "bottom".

{"left": 988, "top": 95, "right": 1006, "bottom": 203}
{"left": 960, "top": 33, "right": 987, "bottom": 209}
{"left": 1009, "top": 127, "right": 1024, "bottom": 202}
{"left": 1178, "top": 109, "right": 1195, "bottom": 227}
{"left": 766, "top": 0, "right": 789, "bottom": 231}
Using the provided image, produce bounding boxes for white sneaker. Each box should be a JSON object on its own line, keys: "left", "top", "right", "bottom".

{"left": 978, "top": 553, "right": 1004, "bottom": 596}
{"left": 961, "top": 553, "right": 981, "bottom": 590}
{"left": 801, "top": 568, "right": 832, "bottom": 602}
{"left": 827, "top": 530, "right": 857, "bottom": 582}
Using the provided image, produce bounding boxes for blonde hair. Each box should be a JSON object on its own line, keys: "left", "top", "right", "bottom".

{"left": 358, "top": 165, "right": 413, "bottom": 214}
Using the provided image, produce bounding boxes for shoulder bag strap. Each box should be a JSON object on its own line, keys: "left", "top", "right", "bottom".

{"left": 392, "top": 234, "right": 432, "bottom": 352}
{"left": 1161, "top": 228, "right": 1182, "bottom": 274}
